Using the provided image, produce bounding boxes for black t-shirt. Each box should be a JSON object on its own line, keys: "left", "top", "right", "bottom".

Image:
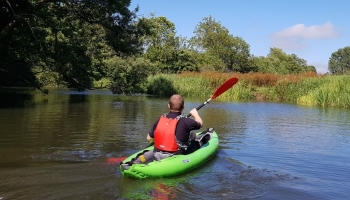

{"left": 149, "top": 111, "right": 201, "bottom": 142}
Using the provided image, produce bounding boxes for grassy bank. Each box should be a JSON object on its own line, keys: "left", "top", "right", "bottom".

{"left": 146, "top": 72, "right": 350, "bottom": 108}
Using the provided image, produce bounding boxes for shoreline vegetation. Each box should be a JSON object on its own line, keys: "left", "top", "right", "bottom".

{"left": 143, "top": 72, "right": 350, "bottom": 109}
{"left": 5, "top": 71, "right": 348, "bottom": 109}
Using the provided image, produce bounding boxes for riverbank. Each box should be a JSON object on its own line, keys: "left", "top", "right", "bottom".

{"left": 146, "top": 72, "right": 350, "bottom": 108}
{"left": 8, "top": 71, "right": 348, "bottom": 109}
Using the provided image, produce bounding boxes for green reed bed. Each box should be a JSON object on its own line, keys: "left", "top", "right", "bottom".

{"left": 147, "top": 74, "right": 211, "bottom": 97}
{"left": 218, "top": 80, "right": 255, "bottom": 100}
{"left": 271, "top": 75, "right": 350, "bottom": 108}
{"left": 147, "top": 73, "right": 350, "bottom": 108}
{"left": 296, "top": 78, "right": 329, "bottom": 106}
{"left": 272, "top": 76, "right": 325, "bottom": 102}
{"left": 172, "top": 75, "right": 212, "bottom": 97}
{"left": 298, "top": 76, "right": 350, "bottom": 108}
{"left": 147, "top": 73, "right": 254, "bottom": 100}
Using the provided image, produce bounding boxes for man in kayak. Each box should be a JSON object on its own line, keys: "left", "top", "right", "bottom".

{"left": 121, "top": 94, "right": 203, "bottom": 168}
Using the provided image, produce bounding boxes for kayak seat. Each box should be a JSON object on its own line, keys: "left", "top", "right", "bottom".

{"left": 200, "top": 134, "right": 211, "bottom": 146}
{"left": 196, "top": 128, "right": 214, "bottom": 147}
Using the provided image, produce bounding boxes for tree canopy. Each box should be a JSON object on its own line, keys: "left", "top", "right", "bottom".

{"left": 141, "top": 15, "right": 199, "bottom": 73}
{"left": 252, "top": 48, "right": 316, "bottom": 74}
{"left": 0, "top": 0, "right": 145, "bottom": 90}
{"left": 0, "top": 2, "right": 321, "bottom": 93}
{"left": 328, "top": 46, "right": 350, "bottom": 74}
{"left": 190, "top": 16, "right": 253, "bottom": 73}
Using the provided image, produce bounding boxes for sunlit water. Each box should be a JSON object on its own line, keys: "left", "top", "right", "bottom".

{"left": 0, "top": 88, "right": 349, "bottom": 199}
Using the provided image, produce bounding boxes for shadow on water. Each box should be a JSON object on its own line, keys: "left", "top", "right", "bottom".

{"left": 68, "top": 94, "right": 88, "bottom": 104}
{"left": 0, "top": 88, "right": 36, "bottom": 108}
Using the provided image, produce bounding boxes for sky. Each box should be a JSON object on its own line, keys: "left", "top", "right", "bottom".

{"left": 129, "top": 0, "right": 350, "bottom": 74}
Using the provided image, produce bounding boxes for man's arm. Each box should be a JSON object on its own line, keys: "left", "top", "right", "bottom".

{"left": 147, "top": 134, "right": 154, "bottom": 144}
{"left": 189, "top": 108, "right": 203, "bottom": 127}
{"left": 147, "top": 118, "right": 159, "bottom": 143}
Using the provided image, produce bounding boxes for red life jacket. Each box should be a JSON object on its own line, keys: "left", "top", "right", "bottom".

{"left": 154, "top": 115, "right": 180, "bottom": 152}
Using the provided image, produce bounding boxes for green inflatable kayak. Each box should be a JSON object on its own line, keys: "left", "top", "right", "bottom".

{"left": 120, "top": 128, "right": 219, "bottom": 179}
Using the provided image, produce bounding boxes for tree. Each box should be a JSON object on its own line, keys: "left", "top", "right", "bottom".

{"left": 174, "top": 49, "right": 200, "bottom": 72}
{"left": 328, "top": 46, "right": 350, "bottom": 74}
{"left": 140, "top": 15, "right": 198, "bottom": 73}
{"left": 141, "top": 16, "right": 177, "bottom": 72}
{"left": 251, "top": 56, "right": 276, "bottom": 74}
{"left": 0, "top": 0, "right": 145, "bottom": 90}
{"left": 252, "top": 48, "right": 316, "bottom": 74}
{"left": 107, "top": 57, "right": 153, "bottom": 94}
{"left": 190, "top": 16, "right": 252, "bottom": 72}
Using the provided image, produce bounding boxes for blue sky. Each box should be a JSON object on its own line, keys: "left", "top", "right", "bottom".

{"left": 129, "top": 0, "right": 350, "bottom": 74}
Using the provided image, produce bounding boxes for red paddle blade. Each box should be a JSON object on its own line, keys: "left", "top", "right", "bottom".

{"left": 107, "top": 157, "right": 127, "bottom": 163}
{"left": 211, "top": 77, "right": 239, "bottom": 99}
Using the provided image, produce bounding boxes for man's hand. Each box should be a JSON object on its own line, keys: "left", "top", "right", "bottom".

{"left": 147, "top": 134, "right": 154, "bottom": 143}
{"left": 189, "top": 108, "right": 199, "bottom": 117}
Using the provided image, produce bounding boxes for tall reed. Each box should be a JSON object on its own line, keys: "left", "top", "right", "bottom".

{"left": 147, "top": 73, "right": 254, "bottom": 100}
{"left": 311, "top": 76, "right": 350, "bottom": 108}
{"left": 273, "top": 76, "right": 325, "bottom": 102}
{"left": 146, "top": 72, "right": 350, "bottom": 108}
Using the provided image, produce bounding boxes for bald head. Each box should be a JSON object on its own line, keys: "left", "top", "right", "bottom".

{"left": 168, "top": 94, "right": 184, "bottom": 111}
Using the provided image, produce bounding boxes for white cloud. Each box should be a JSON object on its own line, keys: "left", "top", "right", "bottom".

{"left": 274, "top": 21, "right": 338, "bottom": 39}
{"left": 270, "top": 21, "right": 339, "bottom": 50}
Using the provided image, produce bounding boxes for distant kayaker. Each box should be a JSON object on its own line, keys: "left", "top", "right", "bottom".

{"left": 121, "top": 94, "right": 203, "bottom": 168}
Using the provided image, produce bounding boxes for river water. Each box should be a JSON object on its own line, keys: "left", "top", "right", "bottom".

{"left": 0, "top": 88, "right": 349, "bottom": 200}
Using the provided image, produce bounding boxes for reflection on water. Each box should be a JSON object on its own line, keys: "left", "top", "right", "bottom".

{"left": 0, "top": 89, "right": 350, "bottom": 199}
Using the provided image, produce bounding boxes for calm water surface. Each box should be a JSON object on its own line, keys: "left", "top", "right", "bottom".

{"left": 0, "top": 89, "right": 349, "bottom": 199}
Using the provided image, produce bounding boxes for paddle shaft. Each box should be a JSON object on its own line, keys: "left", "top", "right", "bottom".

{"left": 187, "top": 98, "right": 211, "bottom": 117}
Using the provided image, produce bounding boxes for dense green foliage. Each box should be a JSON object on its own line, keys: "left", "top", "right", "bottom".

{"left": 252, "top": 48, "right": 316, "bottom": 74}
{"left": 0, "top": 0, "right": 145, "bottom": 91}
{"left": 297, "top": 76, "right": 350, "bottom": 108}
{"left": 1, "top": 1, "right": 347, "bottom": 95}
{"left": 328, "top": 46, "right": 350, "bottom": 74}
{"left": 190, "top": 16, "right": 253, "bottom": 72}
{"left": 107, "top": 57, "right": 153, "bottom": 94}
{"left": 141, "top": 15, "right": 199, "bottom": 73}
